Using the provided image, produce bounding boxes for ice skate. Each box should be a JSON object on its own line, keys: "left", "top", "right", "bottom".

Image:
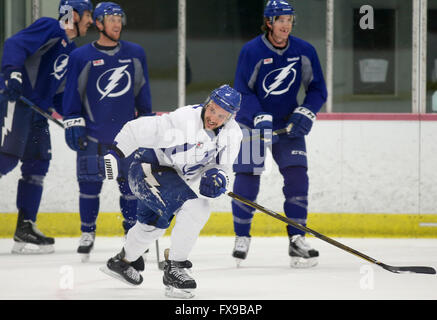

{"left": 232, "top": 236, "right": 251, "bottom": 267}
{"left": 163, "top": 260, "right": 196, "bottom": 299}
{"left": 100, "top": 249, "right": 144, "bottom": 286}
{"left": 289, "top": 235, "right": 319, "bottom": 268}
{"left": 12, "top": 215, "right": 55, "bottom": 254}
{"left": 77, "top": 232, "right": 95, "bottom": 262}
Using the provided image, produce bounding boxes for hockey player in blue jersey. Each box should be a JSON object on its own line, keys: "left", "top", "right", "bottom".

{"left": 99, "top": 84, "right": 242, "bottom": 298}
{"left": 231, "top": 0, "right": 327, "bottom": 268}
{"left": 62, "top": 2, "right": 152, "bottom": 262}
{"left": 0, "top": 0, "right": 93, "bottom": 254}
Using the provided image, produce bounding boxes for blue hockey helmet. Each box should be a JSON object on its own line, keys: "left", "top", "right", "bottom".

{"left": 59, "top": 0, "right": 93, "bottom": 18}
{"left": 264, "top": 0, "right": 295, "bottom": 18}
{"left": 207, "top": 84, "right": 241, "bottom": 115}
{"left": 93, "top": 2, "right": 126, "bottom": 25}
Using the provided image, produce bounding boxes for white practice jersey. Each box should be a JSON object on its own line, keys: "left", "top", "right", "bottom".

{"left": 114, "top": 105, "right": 243, "bottom": 197}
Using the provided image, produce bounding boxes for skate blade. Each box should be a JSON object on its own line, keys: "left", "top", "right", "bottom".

{"left": 290, "top": 256, "right": 318, "bottom": 268}
{"left": 165, "top": 285, "right": 195, "bottom": 299}
{"left": 99, "top": 266, "right": 142, "bottom": 286}
{"left": 11, "top": 241, "right": 54, "bottom": 254}
{"left": 80, "top": 253, "right": 90, "bottom": 263}
{"left": 235, "top": 258, "right": 244, "bottom": 268}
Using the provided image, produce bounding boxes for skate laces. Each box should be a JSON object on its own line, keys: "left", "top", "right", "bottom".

{"left": 234, "top": 236, "right": 250, "bottom": 252}
{"left": 291, "top": 235, "right": 312, "bottom": 250}
{"left": 79, "top": 232, "right": 95, "bottom": 246}
{"left": 170, "top": 262, "right": 193, "bottom": 282}
{"left": 125, "top": 266, "right": 141, "bottom": 282}
{"left": 26, "top": 220, "right": 45, "bottom": 237}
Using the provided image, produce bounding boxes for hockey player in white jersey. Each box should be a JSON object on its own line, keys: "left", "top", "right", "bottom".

{"left": 99, "top": 84, "right": 242, "bottom": 298}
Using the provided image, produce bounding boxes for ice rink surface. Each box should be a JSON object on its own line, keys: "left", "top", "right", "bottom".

{"left": 0, "top": 236, "right": 436, "bottom": 301}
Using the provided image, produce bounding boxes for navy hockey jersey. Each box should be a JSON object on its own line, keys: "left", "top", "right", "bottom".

{"left": 234, "top": 34, "right": 327, "bottom": 130}
{"left": 62, "top": 40, "right": 152, "bottom": 144}
{"left": 0, "top": 17, "right": 76, "bottom": 112}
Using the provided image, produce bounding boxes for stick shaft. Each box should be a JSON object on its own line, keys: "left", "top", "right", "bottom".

{"left": 228, "top": 192, "right": 380, "bottom": 265}
{"left": 19, "top": 96, "right": 64, "bottom": 128}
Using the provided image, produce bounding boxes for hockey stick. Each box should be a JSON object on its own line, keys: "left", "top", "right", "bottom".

{"left": 19, "top": 96, "right": 64, "bottom": 129}
{"left": 18, "top": 96, "right": 89, "bottom": 149}
{"left": 242, "top": 124, "right": 293, "bottom": 143}
{"left": 227, "top": 191, "right": 436, "bottom": 275}
{"left": 155, "top": 240, "right": 166, "bottom": 270}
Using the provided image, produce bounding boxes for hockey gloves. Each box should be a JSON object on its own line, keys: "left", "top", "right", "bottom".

{"left": 286, "top": 106, "right": 316, "bottom": 139}
{"left": 64, "top": 117, "right": 88, "bottom": 151}
{"left": 199, "top": 168, "right": 228, "bottom": 198}
{"left": 253, "top": 112, "right": 278, "bottom": 145}
{"left": 4, "top": 68, "right": 23, "bottom": 102}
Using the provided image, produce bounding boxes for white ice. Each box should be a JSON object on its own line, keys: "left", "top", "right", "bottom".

{"left": 0, "top": 236, "right": 436, "bottom": 300}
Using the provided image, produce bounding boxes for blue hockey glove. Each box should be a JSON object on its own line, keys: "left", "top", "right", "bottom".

{"left": 286, "top": 106, "right": 316, "bottom": 139}
{"left": 199, "top": 168, "right": 228, "bottom": 198}
{"left": 4, "top": 68, "right": 23, "bottom": 102}
{"left": 63, "top": 117, "right": 88, "bottom": 151}
{"left": 253, "top": 112, "right": 278, "bottom": 145}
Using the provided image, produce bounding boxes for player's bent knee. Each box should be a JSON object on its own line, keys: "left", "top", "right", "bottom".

{"left": 21, "top": 159, "right": 50, "bottom": 177}
{"left": 79, "top": 181, "right": 103, "bottom": 196}
{"left": 176, "top": 198, "right": 211, "bottom": 229}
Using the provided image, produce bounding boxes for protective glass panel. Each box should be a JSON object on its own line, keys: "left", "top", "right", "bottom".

{"left": 333, "top": 0, "right": 413, "bottom": 112}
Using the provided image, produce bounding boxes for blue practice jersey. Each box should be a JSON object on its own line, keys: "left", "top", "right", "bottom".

{"left": 0, "top": 17, "right": 76, "bottom": 113}
{"left": 62, "top": 40, "right": 152, "bottom": 144}
{"left": 234, "top": 34, "right": 327, "bottom": 130}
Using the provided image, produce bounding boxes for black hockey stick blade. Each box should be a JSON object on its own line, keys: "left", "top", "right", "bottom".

{"left": 379, "top": 263, "right": 436, "bottom": 275}
{"left": 227, "top": 192, "right": 436, "bottom": 275}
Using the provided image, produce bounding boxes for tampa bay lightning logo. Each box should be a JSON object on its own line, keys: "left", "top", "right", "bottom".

{"left": 51, "top": 54, "right": 69, "bottom": 80}
{"left": 262, "top": 62, "right": 297, "bottom": 98}
{"left": 96, "top": 65, "right": 131, "bottom": 100}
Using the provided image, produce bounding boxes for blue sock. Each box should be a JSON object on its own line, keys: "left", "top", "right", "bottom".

{"left": 79, "top": 195, "right": 99, "bottom": 233}
{"left": 231, "top": 173, "right": 260, "bottom": 237}
{"left": 16, "top": 176, "right": 44, "bottom": 222}
{"left": 280, "top": 166, "right": 309, "bottom": 237}
{"left": 79, "top": 182, "right": 102, "bottom": 233}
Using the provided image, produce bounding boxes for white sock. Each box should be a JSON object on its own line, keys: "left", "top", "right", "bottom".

{"left": 124, "top": 221, "right": 165, "bottom": 262}
{"left": 169, "top": 198, "right": 210, "bottom": 261}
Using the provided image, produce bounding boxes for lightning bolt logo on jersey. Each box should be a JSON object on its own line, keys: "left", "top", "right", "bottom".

{"left": 263, "top": 62, "right": 297, "bottom": 98}
{"left": 96, "top": 65, "right": 132, "bottom": 100}
{"left": 0, "top": 101, "right": 16, "bottom": 147}
{"left": 233, "top": 33, "right": 327, "bottom": 130}
{"left": 51, "top": 54, "right": 69, "bottom": 80}
{"left": 62, "top": 40, "right": 152, "bottom": 145}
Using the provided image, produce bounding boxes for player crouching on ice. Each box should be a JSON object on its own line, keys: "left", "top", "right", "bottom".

{"left": 99, "top": 84, "right": 243, "bottom": 298}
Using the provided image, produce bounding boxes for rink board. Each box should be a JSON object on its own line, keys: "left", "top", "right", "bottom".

{"left": 0, "top": 212, "right": 436, "bottom": 238}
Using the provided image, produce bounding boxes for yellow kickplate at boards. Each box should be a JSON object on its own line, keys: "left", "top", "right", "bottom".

{"left": 0, "top": 212, "right": 436, "bottom": 238}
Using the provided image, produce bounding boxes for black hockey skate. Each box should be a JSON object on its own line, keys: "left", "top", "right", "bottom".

{"left": 163, "top": 260, "right": 196, "bottom": 299}
{"left": 12, "top": 212, "right": 55, "bottom": 254}
{"left": 100, "top": 248, "right": 144, "bottom": 286}
{"left": 77, "top": 232, "right": 95, "bottom": 262}
{"left": 232, "top": 236, "right": 251, "bottom": 267}
{"left": 289, "top": 235, "right": 319, "bottom": 268}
